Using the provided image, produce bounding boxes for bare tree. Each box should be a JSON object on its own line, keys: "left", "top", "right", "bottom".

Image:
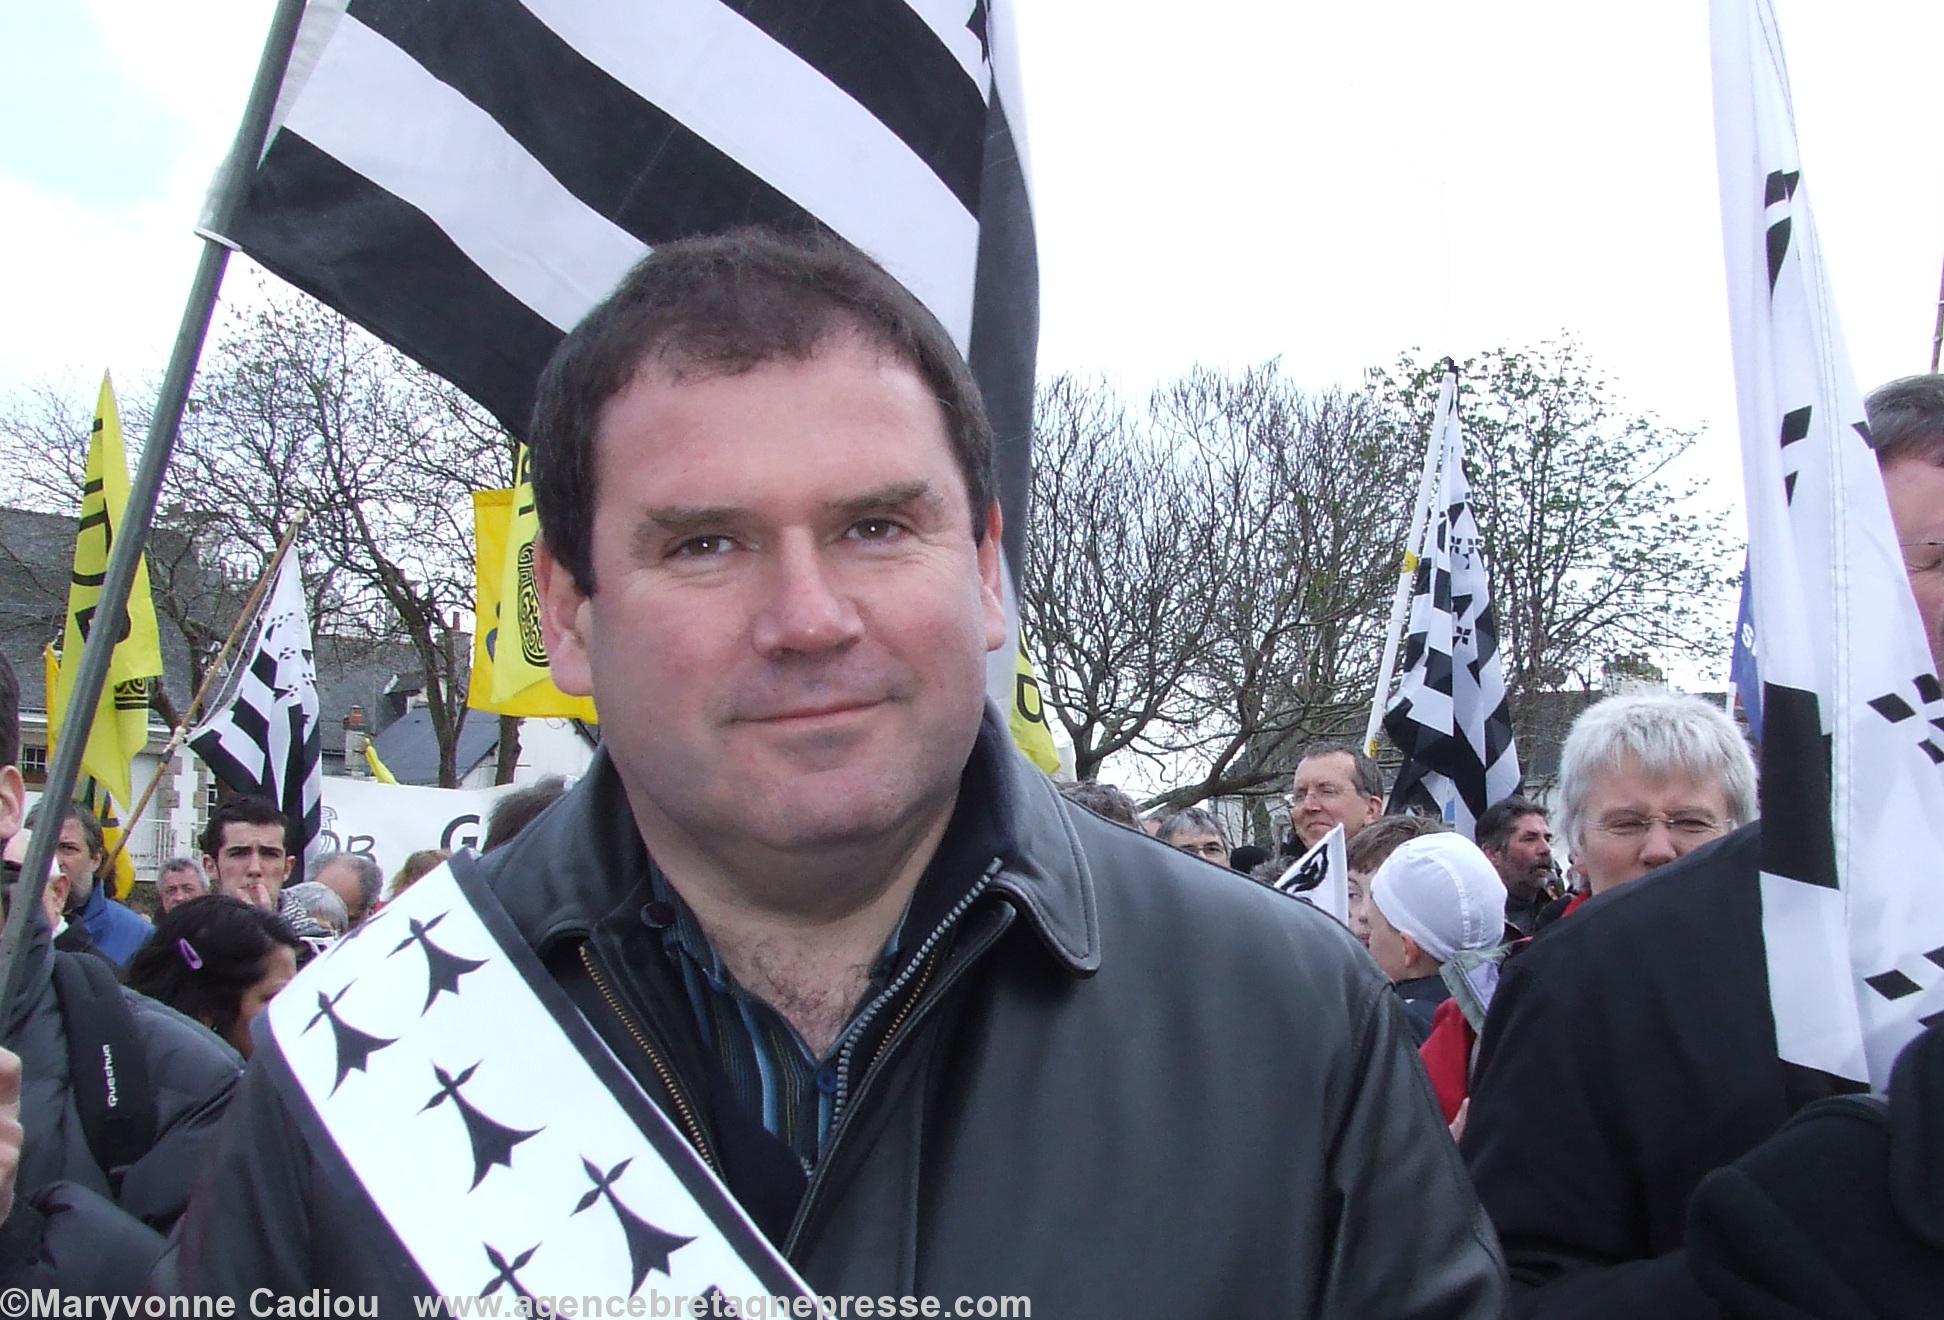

{"left": 1021, "top": 376, "right": 1213, "bottom": 782}
{"left": 183, "top": 286, "right": 514, "bottom": 785}
{"left": 1141, "top": 367, "right": 1411, "bottom": 815}
{"left": 0, "top": 282, "right": 517, "bottom": 785}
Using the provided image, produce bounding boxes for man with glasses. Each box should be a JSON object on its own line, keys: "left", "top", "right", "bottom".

{"left": 1154, "top": 807, "right": 1230, "bottom": 865}
{"left": 1462, "top": 375, "right": 1944, "bottom": 1319}
{"left": 1286, "top": 740, "right": 1385, "bottom": 851}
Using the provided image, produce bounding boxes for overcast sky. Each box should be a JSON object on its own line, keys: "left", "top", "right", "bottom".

{"left": 3, "top": 0, "right": 1938, "bottom": 683}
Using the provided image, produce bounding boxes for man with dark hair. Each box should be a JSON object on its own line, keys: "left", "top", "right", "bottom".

{"left": 181, "top": 232, "right": 1504, "bottom": 1316}
{"left": 23, "top": 800, "right": 151, "bottom": 967}
{"left": 1474, "top": 796, "right": 1559, "bottom": 936}
{"left": 1287, "top": 739, "right": 1385, "bottom": 852}
{"left": 0, "top": 652, "right": 239, "bottom": 1292}
{"left": 198, "top": 798, "right": 294, "bottom": 906}
{"left": 199, "top": 797, "right": 324, "bottom": 941}
{"left": 480, "top": 775, "right": 569, "bottom": 852}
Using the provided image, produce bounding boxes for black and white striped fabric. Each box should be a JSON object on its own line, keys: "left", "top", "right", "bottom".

{"left": 1713, "top": 0, "right": 1944, "bottom": 1089}
{"left": 1382, "top": 368, "right": 1521, "bottom": 839}
{"left": 205, "top": 0, "right": 1038, "bottom": 708}
{"left": 189, "top": 553, "right": 324, "bottom": 862}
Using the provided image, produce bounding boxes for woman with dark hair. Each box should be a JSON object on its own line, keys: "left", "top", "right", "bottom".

{"left": 125, "top": 896, "right": 301, "bottom": 1059}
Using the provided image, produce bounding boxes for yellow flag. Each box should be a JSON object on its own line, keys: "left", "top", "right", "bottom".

{"left": 469, "top": 481, "right": 597, "bottom": 721}
{"left": 48, "top": 375, "right": 163, "bottom": 809}
{"left": 1010, "top": 638, "right": 1061, "bottom": 774}
{"left": 364, "top": 742, "right": 399, "bottom": 785}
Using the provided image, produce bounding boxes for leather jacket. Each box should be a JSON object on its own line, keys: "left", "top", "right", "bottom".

{"left": 176, "top": 715, "right": 1506, "bottom": 1317}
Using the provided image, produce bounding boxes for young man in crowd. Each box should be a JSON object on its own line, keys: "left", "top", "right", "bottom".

{"left": 1366, "top": 834, "right": 1508, "bottom": 1045}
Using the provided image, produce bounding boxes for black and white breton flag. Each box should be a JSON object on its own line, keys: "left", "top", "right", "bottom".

{"left": 1382, "top": 369, "right": 1521, "bottom": 839}
{"left": 263, "top": 861, "right": 817, "bottom": 1308}
{"left": 203, "top": 0, "right": 1039, "bottom": 707}
{"left": 1713, "top": 0, "right": 1944, "bottom": 1088}
{"left": 189, "top": 552, "right": 324, "bottom": 862}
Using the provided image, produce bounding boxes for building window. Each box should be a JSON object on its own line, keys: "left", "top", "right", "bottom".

{"left": 18, "top": 745, "right": 47, "bottom": 787}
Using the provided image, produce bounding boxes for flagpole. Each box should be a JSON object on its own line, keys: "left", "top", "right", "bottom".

{"left": 101, "top": 519, "right": 307, "bottom": 875}
{"left": 0, "top": 0, "right": 309, "bottom": 1022}
{"left": 1364, "top": 363, "right": 1458, "bottom": 757}
{"left": 1929, "top": 254, "right": 1942, "bottom": 374}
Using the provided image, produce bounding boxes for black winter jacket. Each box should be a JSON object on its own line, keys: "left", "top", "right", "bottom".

{"left": 177, "top": 717, "right": 1506, "bottom": 1317}
{"left": 1462, "top": 825, "right": 1862, "bottom": 1319}
{"left": 0, "top": 914, "right": 241, "bottom": 1290}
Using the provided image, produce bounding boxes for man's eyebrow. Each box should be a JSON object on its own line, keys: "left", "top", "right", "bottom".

{"left": 824, "top": 481, "right": 941, "bottom": 523}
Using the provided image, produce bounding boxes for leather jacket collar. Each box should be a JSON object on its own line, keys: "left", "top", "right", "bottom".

{"left": 476, "top": 705, "right": 1101, "bottom": 976}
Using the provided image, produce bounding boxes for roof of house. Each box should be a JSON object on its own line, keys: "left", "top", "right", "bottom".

{"left": 371, "top": 706, "right": 501, "bottom": 786}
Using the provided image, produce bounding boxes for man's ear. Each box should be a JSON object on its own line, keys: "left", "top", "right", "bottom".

{"left": 1400, "top": 931, "right": 1425, "bottom": 972}
{"left": 535, "top": 538, "right": 595, "bottom": 697}
{"left": 976, "top": 503, "right": 1008, "bottom": 654}
{"left": 0, "top": 765, "right": 21, "bottom": 845}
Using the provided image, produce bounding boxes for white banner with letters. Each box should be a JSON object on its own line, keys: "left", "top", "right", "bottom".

{"left": 318, "top": 777, "right": 525, "bottom": 881}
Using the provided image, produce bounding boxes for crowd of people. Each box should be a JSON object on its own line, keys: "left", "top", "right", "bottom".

{"left": 0, "top": 232, "right": 1936, "bottom": 1314}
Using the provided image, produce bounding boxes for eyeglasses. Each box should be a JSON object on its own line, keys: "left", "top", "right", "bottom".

{"left": 1901, "top": 540, "right": 1944, "bottom": 575}
{"left": 1589, "top": 814, "right": 1725, "bottom": 840}
{"left": 1174, "top": 840, "right": 1229, "bottom": 860}
{"left": 1291, "top": 782, "right": 1350, "bottom": 804}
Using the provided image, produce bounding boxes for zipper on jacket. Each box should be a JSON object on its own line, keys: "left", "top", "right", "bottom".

{"left": 577, "top": 941, "right": 720, "bottom": 1174}
{"left": 785, "top": 858, "right": 1006, "bottom": 1254}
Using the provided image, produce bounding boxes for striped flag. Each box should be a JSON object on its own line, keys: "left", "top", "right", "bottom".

{"left": 189, "top": 552, "right": 323, "bottom": 863}
{"left": 202, "top": 0, "right": 1044, "bottom": 731}
{"left": 1381, "top": 368, "right": 1522, "bottom": 838}
{"left": 1713, "top": 0, "right": 1944, "bottom": 1088}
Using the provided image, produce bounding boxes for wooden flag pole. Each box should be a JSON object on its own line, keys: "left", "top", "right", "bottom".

{"left": 0, "top": 0, "right": 309, "bottom": 1022}
{"left": 1929, "top": 255, "right": 1943, "bottom": 374}
{"left": 102, "top": 520, "right": 306, "bottom": 876}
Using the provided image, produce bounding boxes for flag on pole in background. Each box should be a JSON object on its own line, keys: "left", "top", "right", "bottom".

{"left": 189, "top": 551, "right": 324, "bottom": 864}
{"left": 47, "top": 375, "right": 164, "bottom": 813}
{"left": 1713, "top": 0, "right": 1944, "bottom": 1089}
{"left": 1381, "top": 368, "right": 1522, "bottom": 838}
{"left": 469, "top": 478, "right": 597, "bottom": 722}
{"left": 204, "top": 0, "right": 1052, "bottom": 756}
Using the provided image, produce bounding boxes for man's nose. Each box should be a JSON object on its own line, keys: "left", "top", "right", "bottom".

{"left": 1638, "top": 822, "right": 1681, "bottom": 867}
{"left": 752, "top": 541, "right": 864, "bottom": 657}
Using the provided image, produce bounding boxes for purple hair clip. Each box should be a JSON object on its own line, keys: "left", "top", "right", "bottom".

{"left": 177, "top": 938, "right": 204, "bottom": 971}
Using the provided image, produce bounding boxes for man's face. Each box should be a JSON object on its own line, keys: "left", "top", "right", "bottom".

{"left": 204, "top": 822, "right": 293, "bottom": 910}
{"left": 53, "top": 819, "right": 99, "bottom": 905}
{"left": 1290, "top": 753, "right": 1382, "bottom": 847}
{"left": 1364, "top": 895, "right": 1418, "bottom": 982}
{"left": 314, "top": 858, "right": 369, "bottom": 926}
{"left": 1166, "top": 829, "right": 1228, "bottom": 865}
{"left": 158, "top": 866, "right": 206, "bottom": 913}
{"left": 1882, "top": 456, "right": 1944, "bottom": 676}
{"left": 540, "top": 333, "right": 1008, "bottom": 876}
{"left": 1574, "top": 755, "right": 1733, "bottom": 895}
{"left": 1487, "top": 812, "right": 1555, "bottom": 897}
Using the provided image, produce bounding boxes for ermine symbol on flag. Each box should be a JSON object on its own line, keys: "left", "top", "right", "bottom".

{"left": 573, "top": 1157, "right": 695, "bottom": 1291}
{"left": 422, "top": 1062, "right": 544, "bottom": 1190}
